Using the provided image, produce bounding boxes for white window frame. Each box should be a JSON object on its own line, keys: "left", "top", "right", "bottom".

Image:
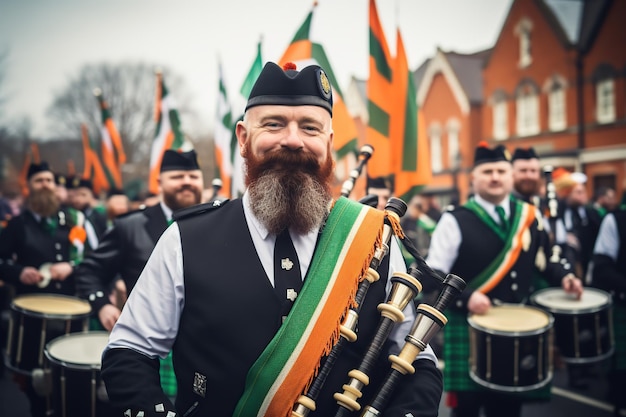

{"left": 596, "top": 78, "right": 615, "bottom": 124}
{"left": 447, "top": 120, "right": 460, "bottom": 169}
{"left": 429, "top": 124, "right": 443, "bottom": 173}
{"left": 493, "top": 99, "right": 508, "bottom": 140}
{"left": 516, "top": 87, "right": 540, "bottom": 137}
{"left": 515, "top": 18, "right": 533, "bottom": 69}
{"left": 548, "top": 86, "right": 566, "bottom": 131}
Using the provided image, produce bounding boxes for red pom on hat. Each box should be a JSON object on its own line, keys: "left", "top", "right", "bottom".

{"left": 283, "top": 62, "right": 297, "bottom": 71}
{"left": 478, "top": 141, "right": 489, "bottom": 148}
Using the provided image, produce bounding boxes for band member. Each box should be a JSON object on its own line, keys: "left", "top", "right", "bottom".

{"left": 563, "top": 173, "right": 601, "bottom": 279}
{"left": 0, "top": 162, "right": 84, "bottom": 296}
{"left": 0, "top": 161, "right": 86, "bottom": 417}
{"left": 591, "top": 207, "right": 626, "bottom": 415}
{"left": 75, "top": 149, "right": 204, "bottom": 400}
{"left": 100, "top": 62, "right": 442, "bottom": 417}
{"left": 365, "top": 175, "right": 393, "bottom": 211}
{"left": 69, "top": 177, "right": 108, "bottom": 251}
{"left": 511, "top": 147, "right": 542, "bottom": 205}
{"left": 426, "top": 142, "right": 583, "bottom": 417}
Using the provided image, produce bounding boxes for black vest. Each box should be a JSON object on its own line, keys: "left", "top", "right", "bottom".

{"left": 449, "top": 203, "right": 541, "bottom": 305}
{"left": 174, "top": 199, "right": 393, "bottom": 416}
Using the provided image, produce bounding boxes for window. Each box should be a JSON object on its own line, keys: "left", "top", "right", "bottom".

{"left": 429, "top": 124, "right": 443, "bottom": 173}
{"left": 547, "top": 78, "right": 566, "bottom": 131}
{"left": 593, "top": 64, "right": 617, "bottom": 124}
{"left": 493, "top": 99, "right": 508, "bottom": 140}
{"left": 447, "top": 120, "right": 460, "bottom": 169}
{"left": 515, "top": 18, "right": 533, "bottom": 68}
{"left": 596, "top": 78, "right": 615, "bottom": 124}
{"left": 516, "top": 81, "right": 540, "bottom": 137}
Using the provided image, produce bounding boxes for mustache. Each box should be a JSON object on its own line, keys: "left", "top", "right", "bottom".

{"left": 175, "top": 185, "right": 198, "bottom": 193}
{"left": 250, "top": 149, "right": 320, "bottom": 180}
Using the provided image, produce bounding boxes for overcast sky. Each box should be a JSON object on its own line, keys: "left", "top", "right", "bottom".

{"left": 0, "top": 0, "right": 513, "bottom": 139}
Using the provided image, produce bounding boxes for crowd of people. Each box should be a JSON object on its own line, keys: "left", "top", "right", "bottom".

{"left": 0, "top": 59, "right": 624, "bottom": 417}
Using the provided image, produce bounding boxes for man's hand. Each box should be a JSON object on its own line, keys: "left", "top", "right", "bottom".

{"left": 562, "top": 273, "right": 583, "bottom": 300}
{"left": 98, "top": 304, "right": 122, "bottom": 331}
{"left": 19, "top": 266, "right": 42, "bottom": 285}
{"left": 467, "top": 291, "right": 491, "bottom": 315}
{"left": 50, "top": 262, "right": 73, "bottom": 281}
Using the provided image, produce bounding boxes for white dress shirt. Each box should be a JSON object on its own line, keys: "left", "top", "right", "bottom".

{"left": 106, "top": 192, "right": 437, "bottom": 365}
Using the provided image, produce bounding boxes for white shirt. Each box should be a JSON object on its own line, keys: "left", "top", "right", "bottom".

{"left": 593, "top": 213, "right": 619, "bottom": 260}
{"left": 106, "top": 192, "right": 437, "bottom": 364}
{"left": 426, "top": 194, "right": 510, "bottom": 273}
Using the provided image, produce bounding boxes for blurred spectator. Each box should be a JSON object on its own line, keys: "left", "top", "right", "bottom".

{"left": 365, "top": 175, "right": 393, "bottom": 211}
{"left": 591, "top": 207, "right": 626, "bottom": 415}
{"left": 592, "top": 186, "right": 617, "bottom": 216}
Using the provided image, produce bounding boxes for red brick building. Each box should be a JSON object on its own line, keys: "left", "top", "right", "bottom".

{"left": 414, "top": 0, "right": 626, "bottom": 205}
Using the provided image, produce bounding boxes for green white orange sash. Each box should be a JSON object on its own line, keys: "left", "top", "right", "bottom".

{"left": 464, "top": 198, "right": 536, "bottom": 294}
{"left": 233, "top": 196, "right": 384, "bottom": 417}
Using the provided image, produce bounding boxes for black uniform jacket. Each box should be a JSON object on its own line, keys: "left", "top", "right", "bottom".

{"left": 448, "top": 199, "right": 571, "bottom": 310}
{"left": 0, "top": 208, "right": 77, "bottom": 296}
{"left": 101, "top": 199, "right": 443, "bottom": 417}
{"left": 593, "top": 210, "right": 626, "bottom": 305}
{"left": 75, "top": 204, "right": 168, "bottom": 314}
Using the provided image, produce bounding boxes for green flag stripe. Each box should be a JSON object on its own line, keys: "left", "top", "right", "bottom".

{"left": 240, "top": 42, "right": 263, "bottom": 98}
{"left": 335, "top": 138, "right": 359, "bottom": 160}
{"left": 402, "top": 73, "right": 418, "bottom": 170}
{"left": 369, "top": 29, "right": 392, "bottom": 82}
{"left": 168, "top": 109, "right": 185, "bottom": 149}
{"left": 368, "top": 99, "right": 390, "bottom": 137}
{"left": 311, "top": 43, "right": 344, "bottom": 97}
{"left": 290, "top": 11, "right": 312, "bottom": 43}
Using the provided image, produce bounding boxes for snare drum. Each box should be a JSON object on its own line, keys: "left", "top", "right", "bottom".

{"left": 468, "top": 304, "right": 554, "bottom": 392}
{"left": 531, "top": 287, "right": 614, "bottom": 363}
{"left": 44, "top": 331, "right": 112, "bottom": 417}
{"left": 5, "top": 294, "right": 91, "bottom": 374}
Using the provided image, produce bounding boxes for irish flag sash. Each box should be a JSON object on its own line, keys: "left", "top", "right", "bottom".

{"left": 464, "top": 198, "right": 536, "bottom": 294}
{"left": 233, "top": 197, "right": 385, "bottom": 417}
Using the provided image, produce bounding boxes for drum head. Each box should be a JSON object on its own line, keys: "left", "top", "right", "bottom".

{"left": 45, "top": 332, "right": 110, "bottom": 370}
{"left": 12, "top": 294, "right": 91, "bottom": 318}
{"left": 531, "top": 288, "right": 611, "bottom": 314}
{"left": 468, "top": 304, "right": 553, "bottom": 336}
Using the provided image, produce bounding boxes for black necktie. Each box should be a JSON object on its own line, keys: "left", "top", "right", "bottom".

{"left": 273, "top": 229, "right": 302, "bottom": 317}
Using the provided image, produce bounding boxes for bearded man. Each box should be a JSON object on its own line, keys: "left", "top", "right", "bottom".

{"left": 0, "top": 162, "right": 79, "bottom": 296}
{"left": 0, "top": 161, "right": 86, "bottom": 417}
{"left": 75, "top": 149, "right": 204, "bottom": 331}
{"left": 511, "top": 147, "right": 543, "bottom": 205}
{"left": 100, "top": 62, "right": 442, "bottom": 417}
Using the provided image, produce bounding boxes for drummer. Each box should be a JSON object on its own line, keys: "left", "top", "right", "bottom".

{"left": 0, "top": 161, "right": 86, "bottom": 417}
{"left": 426, "top": 142, "right": 583, "bottom": 417}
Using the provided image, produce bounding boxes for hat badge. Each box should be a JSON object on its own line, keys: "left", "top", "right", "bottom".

{"left": 317, "top": 69, "right": 331, "bottom": 99}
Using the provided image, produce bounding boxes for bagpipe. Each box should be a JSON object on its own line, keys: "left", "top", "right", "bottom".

{"left": 341, "top": 145, "right": 374, "bottom": 198}
{"left": 292, "top": 196, "right": 466, "bottom": 417}
{"left": 543, "top": 165, "right": 563, "bottom": 264}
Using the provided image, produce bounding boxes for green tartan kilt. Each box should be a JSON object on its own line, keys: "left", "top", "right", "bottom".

{"left": 443, "top": 310, "right": 551, "bottom": 401}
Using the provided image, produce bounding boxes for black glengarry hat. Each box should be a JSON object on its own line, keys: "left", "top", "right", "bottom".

{"left": 474, "top": 141, "right": 511, "bottom": 167}
{"left": 512, "top": 147, "right": 538, "bottom": 161}
{"left": 245, "top": 62, "right": 333, "bottom": 116}
{"left": 27, "top": 162, "right": 52, "bottom": 180}
{"left": 72, "top": 177, "right": 93, "bottom": 191}
{"left": 366, "top": 175, "right": 394, "bottom": 192}
{"left": 160, "top": 149, "right": 200, "bottom": 172}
